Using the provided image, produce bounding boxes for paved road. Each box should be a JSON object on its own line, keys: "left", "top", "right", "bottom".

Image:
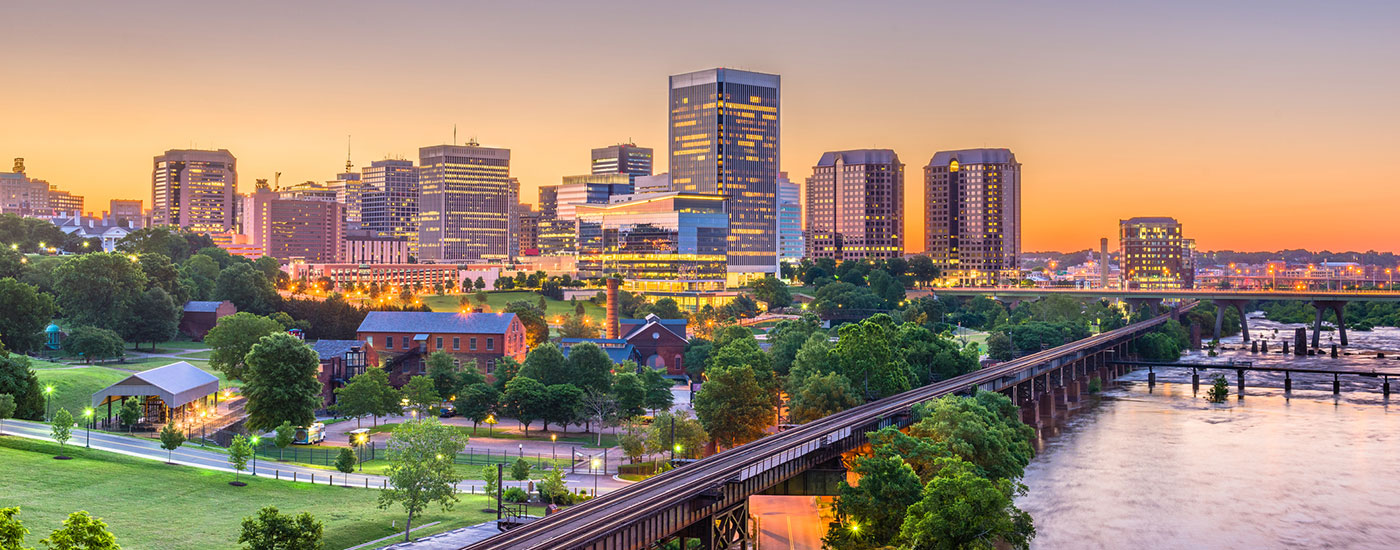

{"left": 751, "top": 496, "right": 826, "bottom": 550}
{"left": 2, "top": 419, "right": 627, "bottom": 494}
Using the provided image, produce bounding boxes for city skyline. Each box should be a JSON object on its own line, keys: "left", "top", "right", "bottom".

{"left": 5, "top": 1, "right": 1399, "bottom": 253}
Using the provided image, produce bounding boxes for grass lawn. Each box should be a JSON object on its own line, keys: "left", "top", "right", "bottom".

{"left": 32, "top": 366, "right": 131, "bottom": 417}
{"left": 130, "top": 340, "right": 210, "bottom": 354}
{"left": 0, "top": 437, "right": 495, "bottom": 550}
{"left": 420, "top": 291, "right": 606, "bottom": 321}
{"left": 175, "top": 350, "right": 214, "bottom": 360}
{"left": 367, "top": 423, "right": 619, "bottom": 448}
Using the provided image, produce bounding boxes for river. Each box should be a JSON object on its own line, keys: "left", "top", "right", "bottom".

{"left": 1017, "top": 316, "right": 1400, "bottom": 549}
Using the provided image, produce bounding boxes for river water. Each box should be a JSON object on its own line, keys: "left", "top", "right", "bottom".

{"left": 1017, "top": 317, "right": 1400, "bottom": 549}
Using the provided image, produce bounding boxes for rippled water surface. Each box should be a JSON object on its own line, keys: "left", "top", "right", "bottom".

{"left": 1017, "top": 317, "right": 1400, "bottom": 549}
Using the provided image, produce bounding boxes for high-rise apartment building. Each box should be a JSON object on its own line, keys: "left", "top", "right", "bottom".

{"left": 591, "top": 143, "right": 653, "bottom": 184}
{"left": 107, "top": 199, "right": 144, "bottom": 227}
{"left": 242, "top": 186, "right": 343, "bottom": 263}
{"left": 152, "top": 149, "right": 238, "bottom": 232}
{"left": 805, "top": 150, "right": 903, "bottom": 261}
{"left": 1120, "top": 217, "right": 1193, "bottom": 289}
{"left": 669, "top": 68, "right": 781, "bottom": 284}
{"left": 360, "top": 159, "right": 419, "bottom": 253}
{"left": 777, "top": 173, "right": 804, "bottom": 263}
{"left": 924, "top": 148, "right": 1021, "bottom": 286}
{"left": 417, "top": 142, "right": 513, "bottom": 263}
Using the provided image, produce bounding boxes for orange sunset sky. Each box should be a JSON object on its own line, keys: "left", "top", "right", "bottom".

{"left": 4, "top": 1, "right": 1399, "bottom": 253}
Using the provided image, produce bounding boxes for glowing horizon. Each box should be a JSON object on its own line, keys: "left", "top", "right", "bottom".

{"left": 4, "top": 1, "right": 1398, "bottom": 253}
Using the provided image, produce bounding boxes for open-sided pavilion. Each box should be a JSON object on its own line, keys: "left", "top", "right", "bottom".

{"left": 91, "top": 361, "right": 221, "bottom": 427}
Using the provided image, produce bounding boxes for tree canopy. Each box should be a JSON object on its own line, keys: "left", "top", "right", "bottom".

{"left": 242, "top": 332, "right": 322, "bottom": 432}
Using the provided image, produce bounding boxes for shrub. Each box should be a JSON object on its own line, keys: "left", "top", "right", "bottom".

{"left": 503, "top": 487, "right": 529, "bottom": 503}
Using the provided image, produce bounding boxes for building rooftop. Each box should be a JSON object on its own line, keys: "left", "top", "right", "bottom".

{"left": 1121, "top": 217, "right": 1181, "bottom": 225}
{"left": 357, "top": 311, "right": 518, "bottom": 335}
{"left": 817, "top": 149, "right": 899, "bottom": 167}
{"left": 91, "top": 361, "right": 219, "bottom": 409}
{"left": 183, "top": 301, "right": 227, "bottom": 313}
{"left": 310, "top": 339, "right": 364, "bottom": 360}
{"left": 928, "top": 148, "right": 1016, "bottom": 166}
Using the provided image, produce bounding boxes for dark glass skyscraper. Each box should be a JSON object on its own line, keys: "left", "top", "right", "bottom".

{"left": 591, "top": 142, "right": 653, "bottom": 184}
{"left": 669, "top": 68, "right": 780, "bottom": 284}
{"left": 360, "top": 159, "right": 419, "bottom": 253}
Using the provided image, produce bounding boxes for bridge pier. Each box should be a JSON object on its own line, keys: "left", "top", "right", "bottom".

{"left": 1236, "top": 369, "right": 1245, "bottom": 396}
{"left": 1312, "top": 300, "right": 1350, "bottom": 348}
{"left": 1212, "top": 299, "right": 1250, "bottom": 342}
{"left": 1284, "top": 373, "right": 1292, "bottom": 394}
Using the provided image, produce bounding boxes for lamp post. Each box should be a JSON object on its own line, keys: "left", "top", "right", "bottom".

{"left": 43, "top": 385, "right": 54, "bottom": 422}
{"left": 591, "top": 457, "right": 600, "bottom": 496}
{"left": 551, "top": 433, "right": 557, "bottom": 463}
{"left": 518, "top": 443, "right": 523, "bottom": 458}
{"left": 83, "top": 408, "right": 93, "bottom": 448}
{"left": 250, "top": 435, "right": 260, "bottom": 476}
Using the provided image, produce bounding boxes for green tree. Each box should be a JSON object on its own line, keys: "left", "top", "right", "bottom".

{"left": 481, "top": 464, "right": 500, "bottom": 501}
{"left": 0, "top": 393, "right": 15, "bottom": 435}
{"left": 509, "top": 457, "right": 531, "bottom": 482}
{"left": 159, "top": 422, "right": 185, "bottom": 463}
{"left": 750, "top": 276, "right": 792, "bottom": 308}
{"left": 424, "top": 351, "right": 460, "bottom": 401}
{"left": 116, "top": 226, "right": 196, "bottom": 262}
{"left": 400, "top": 376, "right": 441, "bottom": 417}
{"left": 538, "top": 468, "right": 568, "bottom": 504}
{"left": 242, "top": 333, "right": 321, "bottom": 432}
{"left": 335, "top": 447, "right": 356, "bottom": 474}
{"left": 214, "top": 263, "right": 279, "bottom": 315}
{"left": 682, "top": 338, "right": 713, "bottom": 380}
{"left": 238, "top": 506, "right": 324, "bottom": 550}
{"left": 474, "top": 277, "right": 486, "bottom": 291}
{"left": 50, "top": 408, "right": 73, "bottom": 455}
{"left": 40, "top": 511, "right": 120, "bottom": 550}
{"left": 0, "top": 247, "right": 23, "bottom": 280}
{"left": 453, "top": 383, "right": 498, "bottom": 434}
{"left": 644, "top": 410, "right": 707, "bottom": 459}
{"left": 53, "top": 252, "right": 147, "bottom": 330}
{"left": 767, "top": 318, "right": 820, "bottom": 375}
{"left": 490, "top": 356, "right": 522, "bottom": 394}
{"left": 788, "top": 372, "right": 863, "bottom": 424}
{"left": 455, "top": 358, "right": 486, "bottom": 389}
{"left": 619, "top": 431, "right": 646, "bottom": 463}
{"left": 611, "top": 373, "right": 646, "bottom": 419}
{"left": 896, "top": 456, "right": 1034, "bottom": 550}
{"left": 1207, "top": 374, "right": 1229, "bottom": 403}
{"left": 118, "top": 398, "right": 141, "bottom": 431}
{"left": 693, "top": 366, "right": 773, "bottom": 448}
{"left": 0, "top": 352, "right": 42, "bottom": 421}
{"left": 559, "top": 313, "right": 598, "bottom": 339}
{"left": 378, "top": 418, "right": 467, "bottom": 542}
{"left": 830, "top": 315, "right": 913, "bottom": 400}
{"left": 205, "top": 313, "right": 284, "bottom": 381}
{"left": 830, "top": 455, "right": 924, "bottom": 547}
{"left": 228, "top": 434, "right": 253, "bottom": 483}
{"left": 501, "top": 377, "right": 547, "bottom": 435}
{"left": 908, "top": 392, "right": 1035, "bottom": 481}
{"left": 61, "top": 326, "right": 124, "bottom": 364}
{"left": 274, "top": 421, "right": 295, "bottom": 461}
{"left": 542, "top": 383, "right": 583, "bottom": 432}
{"left": 0, "top": 278, "right": 55, "bottom": 353}
{"left": 334, "top": 368, "right": 397, "bottom": 427}
{"left": 504, "top": 302, "right": 549, "bottom": 348}
{"left": 640, "top": 367, "right": 674, "bottom": 414}
{"left": 179, "top": 254, "right": 220, "bottom": 301}
{"left": 564, "top": 342, "right": 614, "bottom": 394}
{"left": 0, "top": 506, "right": 30, "bottom": 550}
{"left": 518, "top": 343, "right": 569, "bottom": 387}
{"left": 136, "top": 252, "right": 188, "bottom": 305}
{"left": 986, "top": 331, "right": 1013, "bottom": 361}
{"left": 125, "top": 287, "right": 181, "bottom": 350}
{"left": 786, "top": 333, "right": 834, "bottom": 392}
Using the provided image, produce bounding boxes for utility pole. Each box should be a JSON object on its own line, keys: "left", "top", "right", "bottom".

{"left": 496, "top": 463, "right": 504, "bottom": 520}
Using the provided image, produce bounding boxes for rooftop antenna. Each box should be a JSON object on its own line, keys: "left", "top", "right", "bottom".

{"left": 274, "top": 172, "right": 282, "bottom": 189}
{"left": 345, "top": 135, "right": 353, "bottom": 172}
{"left": 453, "top": 124, "right": 457, "bottom": 146}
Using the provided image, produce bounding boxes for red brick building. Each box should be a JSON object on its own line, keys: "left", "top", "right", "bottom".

{"left": 310, "top": 339, "right": 378, "bottom": 409}
{"left": 179, "top": 300, "right": 237, "bottom": 341}
{"left": 356, "top": 311, "right": 528, "bottom": 382}
{"left": 619, "top": 314, "right": 689, "bottom": 377}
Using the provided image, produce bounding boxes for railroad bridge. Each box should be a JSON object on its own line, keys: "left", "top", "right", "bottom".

{"left": 463, "top": 307, "right": 1187, "bottom": 550}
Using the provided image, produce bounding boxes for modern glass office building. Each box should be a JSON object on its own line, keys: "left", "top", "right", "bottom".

{"left": 669, "top": 68, "right": 780, "bottom": 284}
{"left": 591, "top": 142, "right": 653, "bottom": 184}
{"left": 575, "top": 192, "right": 728, "bottom": 299}
{"left": 417, "top": 142, "right": 513, "bottom": 262}
{"left": 777, "top": 173, "right": 804, "bottom": 263}
{"left": 360, "top": 159, "right": 419, "bottom": 253}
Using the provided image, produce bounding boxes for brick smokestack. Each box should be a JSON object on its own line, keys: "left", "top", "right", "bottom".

{"left": 606, "top": 278, "right": 621, "bottom": 339}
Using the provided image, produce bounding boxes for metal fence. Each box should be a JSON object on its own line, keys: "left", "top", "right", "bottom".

{"left": 252, "top": 442, "right": 572, "bottom": 469}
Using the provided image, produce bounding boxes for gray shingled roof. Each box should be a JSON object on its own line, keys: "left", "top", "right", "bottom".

{"left": 183, "top": 301, "right": 225, "bottom": 313}
{"left": 310, "top": 340, "right": 364, "bottom": 360}
{"left": 357, "top": 311, "right": 518, "bottom": 335}
{"left": 91, "top": 361, "right": 219, "bottom": 409}
{"left": 817, "top": 149, "right": 899, "bottom": 167}
{"left": 928, "top": 148, "right": 1016, "bottom": 167}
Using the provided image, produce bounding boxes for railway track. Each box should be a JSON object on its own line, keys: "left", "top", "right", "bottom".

{"left": 466, "top": 308, "right": 1182, "bottom": 549}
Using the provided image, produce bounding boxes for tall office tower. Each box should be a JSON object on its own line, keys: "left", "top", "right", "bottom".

{"left": 508, "top": 177, "right": 521, "bottom": 260}
{"left": 924, "top": 148, "right": 1021, "bottom": 286}
{"left": 417, "top": 142, "right": 513, "bottom": 263}
{"left": 669, "top": 68, "right": 781, "bottom": 285}
{"left": 591, "top": 142, "right": 653, "bottom": 184}
{"left": 1120, "top": 217, "right": 1191, "bottom": 289}
{"left": 556, "top": 173, "right": 633, "bottom": 220}
{"left": 328, "top": 165, "right": 364, "bottom": 232}
{"left": 805, "top": 150, "right": 903, "bottom": 261}
{"left": 777, "top": 173, "right": 804, "bottom": 264}
{"left": 360, "top": 159, "right": 419, "bottom": 253}
{"left": 245, "top": 197, "right": 344, "bottom": 263}
{"left": 152, "top": 149, "right": 238, "bottom": 232}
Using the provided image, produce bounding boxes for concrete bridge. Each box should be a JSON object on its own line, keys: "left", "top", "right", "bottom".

{"left": 462, "top": 307, "right": 1185, "bottom": 550}
{"left": 923, "top": 287, "right": 1400, "bottom": 349}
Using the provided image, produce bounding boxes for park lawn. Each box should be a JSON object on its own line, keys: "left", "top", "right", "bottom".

{"left": 421, "top": 290, "right": 606, "bottom": 321}
{"left": 367, "top": 423, "right": 619, "bottom": 448}
{"left": 131, "top": 340, "right": 210, "bottom": 354}
{"left": 175, "top": 349, "right": 214, "bottom": 360}
{"left": 33, "top": 365, "right": 131, "bottom": 417}
{"left": 0, "top": 437, "right": 495, "bottom": 550}
{"left": 25, "top": 357, "right": 74, "bottom": 370}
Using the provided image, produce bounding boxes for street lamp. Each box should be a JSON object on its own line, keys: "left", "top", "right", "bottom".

{"left": 591, "top": 457, "right": 601, "bottom": 496}
{"left": 355, "top": 433, "right": 368, "bottom": 471}
{"left": 83, "top": 408, "right": 93, "bottom": 448}
{"left": 518, "top": 443, "right": 523, "bottom": 458}
{"left": 43, "top": 385, "right": 54, "bottom": 422}
{"left": 551, "top": 434, "right": 557, "bottom": 462}
{"left": 250, "top": 435, "right": 260, "bottom": 476}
